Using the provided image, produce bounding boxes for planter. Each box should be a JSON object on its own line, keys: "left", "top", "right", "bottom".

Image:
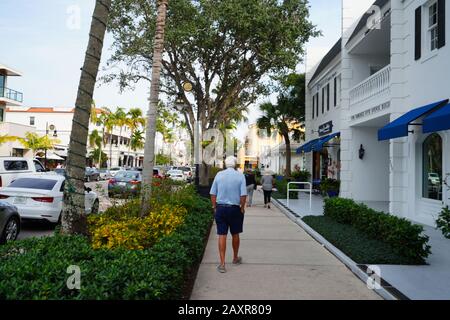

{"left": 327, "top": 190, "right": 339, "bottom": 198}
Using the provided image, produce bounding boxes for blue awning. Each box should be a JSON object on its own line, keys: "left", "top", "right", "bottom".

{"left": 312, "top": 132, "right": 340, "bottom": 152}
{"left": 296, "top": 138, "right": 320, "bottom": 154}
{"left": 423, "top": 103, "right": 450, "bottom": 133}
{"left": 378, "top": 100, "right": 448, "bottom": 141}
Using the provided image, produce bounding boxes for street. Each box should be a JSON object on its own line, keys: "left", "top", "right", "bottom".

{"left": 17, "top": 180, "right": 110, "bottom": 240}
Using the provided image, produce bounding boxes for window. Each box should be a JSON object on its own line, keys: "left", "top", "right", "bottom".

{"left": 12, "top": 149, "right": 24, "bottom": 157}
{"left": 8, "top": 178, "right": 57, "bottom": 190}
{"left": 334, "top": 77, "right": 337, "bottom": 107}
{"left": 315, "top": 93, "right": 319, "bottom": 118}
{"left": 34, "top": 160, "right": 45, "bottom": 172}
{"left": 312, "top": 94, "right": 315, "bottom": 119}
{"left": 30, "top": 116, "right": 35, "bottom": 126}
{"left": 0, "top": 75, "right": 5, "bottom": 96}
{"left": 429, "top": 2, "right": 439, "bottom": 51}
{"left": 0, "top": 108, "right": 4, "bottom": 122}
{"left": 422, "top": 133, "right": 442, "bottom": 200}
{"left": 3, "top": 160, "right": 29, "bottom": 171}
{"left": 321, "top": 87, "right": 325, "bottom": 114}
{"left": 326, "top": 84, "right": 330, "bottom": 111}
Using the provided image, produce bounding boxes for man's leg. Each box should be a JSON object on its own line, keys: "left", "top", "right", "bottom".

{"left": 218, "top": 235, "right": 227, "bottom": 266}
{"left": 232, "top": 234, "right": 240, "bottom": 262}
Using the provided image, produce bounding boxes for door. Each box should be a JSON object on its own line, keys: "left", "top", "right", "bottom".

{"left": 313, "top": 152, "right": 321, "bottom": 181}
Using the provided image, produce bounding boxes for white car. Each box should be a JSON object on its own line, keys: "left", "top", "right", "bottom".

{"left": 98, "top": 169, "right": 112, "bottom": 180}
{"left": 0, "top": 174, "right": 99, "bottom": 224}
{"left": 109, "top": 167, "right": 125, "bottom": 178}
{"left": 167, "top": 169, "right": 186, "bottom": 182}
{"left": 0, "top": 157, "right": 47, "bottom": 188}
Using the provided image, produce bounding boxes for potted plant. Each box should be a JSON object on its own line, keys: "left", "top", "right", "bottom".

{"left": 320, "top": 178, "right": 340, "bottom": 198}
{"left": 291, "top": 166, "right": 311, "bottom": 189}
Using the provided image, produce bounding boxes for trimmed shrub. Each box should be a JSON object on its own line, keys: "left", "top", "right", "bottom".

{"left": 323, "top": 198, "right": 431, "bottom": 264}
{"left": 273, "top": 178, "right": 299, "bottom": 199}
{"left": 0, "top": 191, "right": 213, "bottom": 300}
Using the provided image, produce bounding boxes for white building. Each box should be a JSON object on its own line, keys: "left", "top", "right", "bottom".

{"left": 240, "top": 124, "right": 304, "bottom": 174}
{"left": 5, "top": 107, "right": 145, "bottom": 168}
{"left": 0, "top": 64, "right": 37, "bottom": 158}
{"left": 301, "top": 0, "right": 450, "bottom": 226}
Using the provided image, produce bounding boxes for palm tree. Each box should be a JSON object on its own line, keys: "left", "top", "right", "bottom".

{"left": 62, "top": 0, "right": 112, "bottom": 235}
{"left": 256, "top": 102, "right": 302, "bottom": 177}
{"left": 140, "top": 0, "right": 169, "bottom": 217}
{"left": 17, "top": 132, "right": 60, "bottom": 157}
{"left": 89, "top": 129, "right": 103, "bottom": 166}
{"left": 114, "top": 107, "right": 127, "bottom": 166}
{"left": 0, "top": 135, "right": 19, "bottom": 146}
{"left": 100, "top": 107, "right": 116, "bottom": 169}
{"left": 126, "top": 108, "right": 145, "bottom": 167}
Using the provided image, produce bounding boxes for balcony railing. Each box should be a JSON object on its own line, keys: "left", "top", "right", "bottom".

{"left": 0, "top": 87, "right": 23, "bottom": 103}
{"left": 349, "top": 65, "right": 390, "bottom": 106}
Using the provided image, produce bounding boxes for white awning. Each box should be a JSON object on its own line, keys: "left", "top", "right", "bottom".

{"left": 36, "top": 152, "right": 64, "bottom": 161}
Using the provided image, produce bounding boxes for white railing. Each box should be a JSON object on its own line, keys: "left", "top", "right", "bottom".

{"left": 287, "top": 182, "right": 312, "bottom": 211}
{"left": 349, "top": 65, "right": 391, "bottom": 106}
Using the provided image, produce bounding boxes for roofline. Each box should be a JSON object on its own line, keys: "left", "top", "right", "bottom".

{"left": 346, "top": 0, "right": 390, "bottom": 46}
{"left": 308, "top": 38, "right": 342, "bottom": 86}
{"left": 0, "top": 64, "right": 23, "bottom": 77}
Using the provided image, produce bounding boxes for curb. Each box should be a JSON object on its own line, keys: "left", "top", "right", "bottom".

{"left": 272, "top": 198, "right": 406, "bottom": 301}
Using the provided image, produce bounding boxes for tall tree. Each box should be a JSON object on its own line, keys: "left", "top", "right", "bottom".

{"left": 126, "top": 108, "right": 146, "bottom": 167}
{"left": 89, "top": 129, "right": 103, "bottom": 166}
{"left": 114, "top": 107, "right": 128, "bottom": 165}
{"left": 62, "top": 0, "right": 112, "bottom": 235}
{"left": 256, "top": 73, "right": 305, "bottom": 176}
{"left": 106, "top": 0, "right": 317, "bottom": 152}
{"left": 140, "top": 0, "right": 169, "bottom": 216}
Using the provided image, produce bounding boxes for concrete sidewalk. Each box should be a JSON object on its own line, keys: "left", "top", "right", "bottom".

{"left": 191, "top": 190, "right": 381, "bottom": 300}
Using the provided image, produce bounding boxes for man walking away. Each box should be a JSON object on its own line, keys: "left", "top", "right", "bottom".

{"left": 210, "top": 156, "right": 247, "bottom": 273}
{"left": 261, "top": 171, "right": 274, "bottom": 209}
{"left": 244, "top": 169, "right": 257, "bottom": 207}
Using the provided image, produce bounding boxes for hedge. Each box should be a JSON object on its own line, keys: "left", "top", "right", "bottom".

{"left": 273, "top": 178, "right": 298, "bottom": 199}
{"left": 0, "top": 195, "right": 213, "bottom": 300}
{"left": 323, "top": 198, "right": 431, "bottom": 264}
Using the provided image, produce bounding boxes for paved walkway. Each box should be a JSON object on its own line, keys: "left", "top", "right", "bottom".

{"left": 191, "top": 189, "right": 380, "bottom": 300}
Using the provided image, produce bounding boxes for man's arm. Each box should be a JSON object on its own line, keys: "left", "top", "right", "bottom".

{"left": 240, "top": 196, "right": 247, "bottom": 213}
{"left": 211, "top": 195, "right": 217, "bottom": 211}
{"left": 240, "top": 175, "right": 248, "bottom": 213}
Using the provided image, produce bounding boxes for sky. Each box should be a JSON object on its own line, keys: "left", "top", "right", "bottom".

{"left": 0, "top": 0, "right": 341, "bottom": 141}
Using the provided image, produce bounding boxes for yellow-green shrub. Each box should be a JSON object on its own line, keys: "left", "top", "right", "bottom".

{"left": 88, "top": 204, "right": 187, "bottom": 250}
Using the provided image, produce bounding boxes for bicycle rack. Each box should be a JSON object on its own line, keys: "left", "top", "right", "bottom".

{"left": 287, "top": 182, "right": 312, "bottom": 211}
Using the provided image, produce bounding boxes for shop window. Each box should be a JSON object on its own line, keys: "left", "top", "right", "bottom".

{"left": 30, "top": 116, "right": 35, "bottom": 126}
{"left": 422, "top": 133, "right": 443, "bottom": 200}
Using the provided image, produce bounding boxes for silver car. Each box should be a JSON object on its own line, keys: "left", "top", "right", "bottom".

{"left": 0, "top": 201, "right": 21, "bottom": 244}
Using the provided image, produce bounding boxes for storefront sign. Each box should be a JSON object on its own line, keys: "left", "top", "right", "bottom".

{"left": 351, "top": 102, "right": 390, "bottom": 122}
{"left": 318, "top": 121, "right": 333, "bottom": 136}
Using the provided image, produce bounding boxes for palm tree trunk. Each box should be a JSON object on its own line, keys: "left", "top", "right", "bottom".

{"left": 62, "top": 0, "right": 111, "bottom": 235}
{"left": 140, "top": 0, "right": 169, "bottom": 217}
{"left": 283, "top": 132, "right": 292, "bottom": 177}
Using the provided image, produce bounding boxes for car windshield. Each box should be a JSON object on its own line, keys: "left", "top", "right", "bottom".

{"left": 178, "top": 167, "right": 190, "bottom": 172}
{"left": 115, "top": 171, "right": 140, "bottom": 179}
{"left": 169, "top": 170, "right": 183, "bottom": 175}
{"left": 99, "top": 169, "right": 109, "bottom": 172}
{"left": 111, "top": 167, "right": 121, "bottom": 171}
{"left": 9, "top": 178, "right": 58, "bottom": 190}
{"left": 429, "top": 173, "right": 439, "bottom": 178}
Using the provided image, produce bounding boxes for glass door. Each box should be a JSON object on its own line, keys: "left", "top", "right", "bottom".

{"left": 0, "top": 75, "right": 5, "bottom": 97}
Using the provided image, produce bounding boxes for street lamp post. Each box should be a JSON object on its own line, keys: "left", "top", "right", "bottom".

{"left": 175, "top": 93, "right": 200, "bottom": 188}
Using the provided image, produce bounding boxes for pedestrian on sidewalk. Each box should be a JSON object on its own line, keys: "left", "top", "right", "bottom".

{"left": 261, "top": 170, "right": 274, "bottom": 209}
{"left": 244, "top": 169, "right": 257, "bottom": 207}
{"left": 210, "top": 156, "right": 247, "bottom": 274}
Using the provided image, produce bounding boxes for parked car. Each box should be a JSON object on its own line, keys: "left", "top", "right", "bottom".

{"left": 53, "top": 168, "right": 67, "bottom": 177}
{"left": 108, "top": 170, "right": 142, "bottom": 198}
{"left": 0, "top": 157, "right": 46, "bottom": 188}
{"left": 109, "top": 167, "right": 125, "bottom": 177}
{"left": 128, "top": 167, "right": 143, "bottom": 172}
{"left": 98, "top": 168, "right": 112, "bottom": 180}
{"left": 166, "top": 169, "right": 186, "bottom": 182}
{"left": 0, "top": 201, "right": 21, "bottom": 244}
{"left": 85, "top": 167, "right": 100, "bottom": 182}
{"left": 0, "top": 174, "right": 99, "bottom": 224}
{"left": 428, "top": 173, "right": 441, "bottom": 185}
{"left": 153, "top": 167, "right": 165, "bottom": 178}
{"left": 175, "top": 166, "right": 193, "bottom": 182}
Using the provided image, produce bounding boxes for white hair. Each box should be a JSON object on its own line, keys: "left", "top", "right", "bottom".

{"left": 225, "top": 156, "right": 237, "bottom": 168}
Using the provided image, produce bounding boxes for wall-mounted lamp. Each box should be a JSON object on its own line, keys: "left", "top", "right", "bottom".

{"left": 359, "top": 144, "right": 365, "bottom": 160}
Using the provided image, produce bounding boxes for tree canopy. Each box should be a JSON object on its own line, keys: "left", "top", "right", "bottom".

{"left": 105, "top": 0, "right": 318, "bottom": 142}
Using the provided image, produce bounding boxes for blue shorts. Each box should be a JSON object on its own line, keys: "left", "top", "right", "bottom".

{"left": 215, "top": 205, "right": 244, "bottom": 236}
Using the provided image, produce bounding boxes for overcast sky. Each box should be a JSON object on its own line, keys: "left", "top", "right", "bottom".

{"left": 0, "top": 0, "right": 341, "bottom": 141}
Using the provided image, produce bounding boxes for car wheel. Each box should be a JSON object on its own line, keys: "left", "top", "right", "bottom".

{"left": 91, "top": 199, "right": 100, "bottom": 214}
{"left": 0, "top": 216, "right": 20, "bottom": 244}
